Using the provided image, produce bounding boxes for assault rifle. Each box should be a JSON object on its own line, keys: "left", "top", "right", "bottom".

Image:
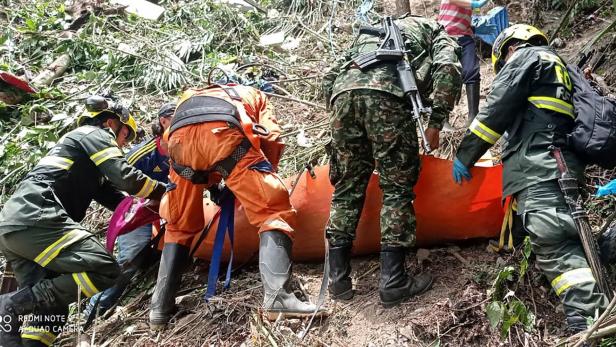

{"left": 550, "top": 146, "right": 612, "bottom": 300}
{"left": 353, "top": 16, "right": 433, "bottom": 153}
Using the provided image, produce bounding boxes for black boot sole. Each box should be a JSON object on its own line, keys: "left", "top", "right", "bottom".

{"left": 380, "top": 276, "right": 434, "bottom": 309}
{"left": 329, "top": 288, "right": 354, "bottom": 301}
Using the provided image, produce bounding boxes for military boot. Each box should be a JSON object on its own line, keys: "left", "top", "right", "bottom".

{"left": 0, "top": 287, "right": 37, "bottom": 347}
{"left": 466, "top": 83, "right": 480, "bottom": 126}
{"left": 328, "top": 242, "right": 353, "bottom": 300}
{"left": 379, "top": 246, "right": 433, "bottom": 308}
{"left": 149, "top": 243, "right": 189, "bottom": 330}
{"left": 599, "top": 225, "right": 616, "bottom": 264}
{"left": 260, "top": 231, "right": 326, "bottom": 320}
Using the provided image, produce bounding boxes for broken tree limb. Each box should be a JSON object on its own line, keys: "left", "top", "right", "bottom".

{"left": 580, "top": 18, "right": 616, "bottom": 56}
{"left": 32, "top": 54, "right": 71, "bottom": 87}
{"left": 264, "top": 92, "right": 326, "bottom": 110}
{"left": 573, "top": 291, "right": 616, "bottom": 347}
{"left": 548, "top": 1, "right": 576, "bottom": 42}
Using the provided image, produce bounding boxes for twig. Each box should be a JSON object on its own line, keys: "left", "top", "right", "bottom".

{"left": 573, "top": 291, "right": 616, "bottom": 347}
{"left": 280, "top": 119, "right": 329, "bottom": 139}
{"left": 265, "top": 92, "right": 326, "bottom": 110}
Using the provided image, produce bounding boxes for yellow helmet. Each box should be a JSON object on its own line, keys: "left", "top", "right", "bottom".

{"left": 77, "top": 95, "right": 138, "bottom": 142}
{"left": 491, "top": 24, "right": 548, "bottom": 74}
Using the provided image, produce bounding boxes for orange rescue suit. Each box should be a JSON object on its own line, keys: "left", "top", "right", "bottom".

{"left": 160, "top": 85, "right": 294, "bottom": 246}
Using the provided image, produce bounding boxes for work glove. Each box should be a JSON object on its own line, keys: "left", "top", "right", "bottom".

{"left": 596, "top": 179, "right": 616, "bottom": 197}
{"left": 471, "top": 0, "right": 488, "bottom": 9}
{"left": 452, "top": 157, "right": 472, "bottom": 184}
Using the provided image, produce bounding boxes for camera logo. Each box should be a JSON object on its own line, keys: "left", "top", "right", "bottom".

{"left": 0, "top": 315, "right": 12, "bottom": 333}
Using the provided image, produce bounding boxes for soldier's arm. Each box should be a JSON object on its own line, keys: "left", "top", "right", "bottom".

{"left": 456, "top": 49, "right": 541, "bottom": 167}
{"left": 81, "top": 129, "right": 166, "bottom": 200}
{"left": 322, "top": 57, "right": 347, "bottom": 110}
{"left": 429, "top": 27, "right": 463, "bottom": 129}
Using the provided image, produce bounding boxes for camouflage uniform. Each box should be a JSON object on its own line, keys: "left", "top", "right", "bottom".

{"left": 323, "top": 15, "right": 462, "bottom": 248}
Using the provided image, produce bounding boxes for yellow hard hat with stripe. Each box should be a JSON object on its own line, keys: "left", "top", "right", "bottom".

{"left": 77, "top": 95, "right": 138, "bottom": 142}
{"left": 491, "top": 24, "right": 548, "bottom": 74}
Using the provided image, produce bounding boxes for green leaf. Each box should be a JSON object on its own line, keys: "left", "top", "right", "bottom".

{"left": 25, "top": 18, "right": 37, "bottom": 31}
{"left": 486, "top": 301, "right": 505, "bottom": 329}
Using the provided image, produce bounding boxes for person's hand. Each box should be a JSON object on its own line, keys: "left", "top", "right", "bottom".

{"left": 452, "top": 157, "right": 472, "bottom": 184}
{"left": 425, "top": 127, "right": 440, "bottom": 152}
{"left": 471, "top": 0, "right": 488, "bottom": 9}
{"left": 597, "top": 179, "right": 616, "bottom": 197}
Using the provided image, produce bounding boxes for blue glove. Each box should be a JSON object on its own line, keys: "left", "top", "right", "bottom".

{"left": 453, "top": 158, "right": 472, "bottom": 184}
{"left": 471, "top": 0, "right": 488, "bottom": 9}
{"left": 597, "top": 179, "right": 616, "bottom": 197}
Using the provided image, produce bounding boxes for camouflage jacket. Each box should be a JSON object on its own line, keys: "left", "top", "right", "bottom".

{"left": 322, "top": 15, "right": 462, "bottom": 129}
{"left": 456, "top": 46, "right": 583, "bottom": 198}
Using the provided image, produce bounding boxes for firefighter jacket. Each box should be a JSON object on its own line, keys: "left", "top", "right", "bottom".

{"left": 126, "top": 136, "right": 169, "bottom": 183}
{"left": 322, "top": 15, "right": 462, "bottom": 129}
{"left": 0, "top": 126, "right": 166, "bottom": 231}
{"left": 456, "top": 45, "right": 584, "bottom": 198}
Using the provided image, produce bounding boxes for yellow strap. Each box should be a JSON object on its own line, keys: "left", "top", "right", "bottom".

{"left": 21, "top": 327, "right": 57, "bottom": 346}
{"left": 38, "top": 156, "right": 74, "bottom": 170}
{"left": 72, "top": 272, "right": 100, "bottom": 298}
{"left": 90, "top": 147, "right": 123, "bottom": 166}
{"left": 469, "top": 119, "right": 501, "bottom": 145}
{"left": 34, "top": 230, "right": 87, "bottom": 267}
{"left": 551, "top": 268, "right": 595, "bottom": 296}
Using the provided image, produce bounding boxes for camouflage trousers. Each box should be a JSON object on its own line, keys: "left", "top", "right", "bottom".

{"left": 326, "top": 89, "right": 420, "bottom": 248}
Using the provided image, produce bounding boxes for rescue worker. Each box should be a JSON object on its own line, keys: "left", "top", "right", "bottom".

{"left": 322, "top": 15, "right": 462, "bottom": 307}
{"left": 438, "top": 0, "right": 487, "bottom": 125}
{"left": 453, "top": 24, "right": 609, "bottom": 332}
{"left": 150, "top": 84, "right": 322, "bottom": 329}
{"left": 85, "top": 102, "right": 174, "bottom": 317}
{"left": 0, "top": 96, "right": 166, "bottom": 346}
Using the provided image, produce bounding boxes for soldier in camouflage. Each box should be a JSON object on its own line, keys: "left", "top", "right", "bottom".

{"left": 322, "top": 15, "right": 462, "bottom": 307}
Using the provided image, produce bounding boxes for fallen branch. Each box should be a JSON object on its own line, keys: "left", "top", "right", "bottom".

{"left": 264, "top": 92, "right": 326, "bottom": 110}
{"left": 32, "top": 54, "right": 71, "bottom": 87}
{"left": 573, "top": 292, "right": 616, "bottom": 347}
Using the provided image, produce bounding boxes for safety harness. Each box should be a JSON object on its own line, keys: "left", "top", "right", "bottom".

{"left": 169, "top": 86, "right": 258, "bottom": 183}
{"left": 168, "top": 85, "right": 267, "bottom": 299}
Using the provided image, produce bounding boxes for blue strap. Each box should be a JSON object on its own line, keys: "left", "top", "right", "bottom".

{"left": 204, "top": 190, "right": 235, "bottom": 300}
{"left": 249, "top": 160, "right": 273, "bottom": 173}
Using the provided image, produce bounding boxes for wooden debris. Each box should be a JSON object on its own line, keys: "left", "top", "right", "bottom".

{"left": 110, "top": 0, "right": 165, "bottom": 21}
{"left": 32, "top": 54, "right": 71, "bottom": 87}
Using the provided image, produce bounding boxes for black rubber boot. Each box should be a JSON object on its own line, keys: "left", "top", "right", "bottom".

{"left": 566, "top": 314, "right": 589, "bottom": 344}
{"left": 379, "top": 246, "right": 433, "bottom": 308}
{"left": 149, "top": 243, "right": 189, "bottom": 330}
{"left": 466, "top": 83, "right": 480, "bottom": 126}
{"left": 0, "top": 287, "right": 37, "bottom": 347}
{"left": 259, "top": 231, "right": 326, "bottom": 320}
{"left": 328, "top": 242, "right": 353, "bottom": 300}
{"left": 599, "top": 225, "right": 616, "bottom": 264}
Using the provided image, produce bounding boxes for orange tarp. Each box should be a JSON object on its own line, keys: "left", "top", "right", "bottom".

{"left": 164, "top": 156, "right": 504, "bottom": 263}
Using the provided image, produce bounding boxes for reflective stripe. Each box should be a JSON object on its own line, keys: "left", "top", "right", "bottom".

{"left": 21, "top": 327, "right": 57, "bottom": 346}
{"left": 38, "top": 156, "right": 74, "bottom": 170}
{"left": 34, "top": 230, "right": 88, "bottom": 267}
{"left": 538, "top": 52, "right": 565, "bottom": 66}
{"left": 528, "top": 96, "right": 575, "bottom": 119}
{"left": 127, "top": 141, "right": 156, "bottom": 165}
{"left": 551, "top": 268, "right": 595, "bottom": 296}
{"left": 90, "top": 147, "right": 123, "bottom": 166}
{"left": 469, "top": 119, "right": 502, "bottom": 145}
{"left": 72, "top": 272, "right": 100, "bottom": 298}
{"left": 135, "top": 177, "right": 156, "bottom": 198}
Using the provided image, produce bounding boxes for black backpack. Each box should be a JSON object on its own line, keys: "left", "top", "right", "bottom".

{"left": 567, "top": 65, "right": 616, "bottom": 169}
